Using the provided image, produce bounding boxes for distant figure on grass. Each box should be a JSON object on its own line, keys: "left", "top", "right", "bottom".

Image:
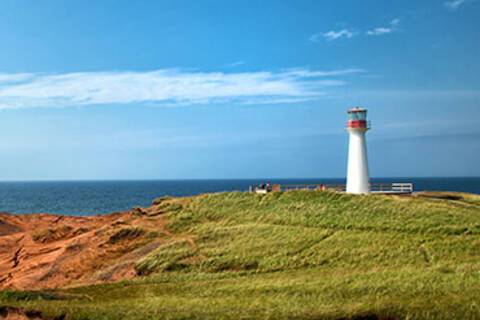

{"left": 250, "top": 182, "right": 273, "bottom": 194}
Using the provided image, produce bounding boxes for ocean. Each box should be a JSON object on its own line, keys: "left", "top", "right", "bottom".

{"left": 0, "top": 177, "right": 478, "bottom": 216}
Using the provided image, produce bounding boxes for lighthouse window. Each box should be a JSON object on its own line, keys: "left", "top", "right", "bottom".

{"left": 348, "top": 111, "right": 367, "bottom": 121}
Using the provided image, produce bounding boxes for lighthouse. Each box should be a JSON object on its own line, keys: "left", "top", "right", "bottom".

{"left": 346, "top": 107, "right": 370, "bottom": 194}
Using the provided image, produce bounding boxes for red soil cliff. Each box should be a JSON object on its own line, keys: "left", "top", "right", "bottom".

{"left": 0, "top": 197, "right": 189, "bottom": 290}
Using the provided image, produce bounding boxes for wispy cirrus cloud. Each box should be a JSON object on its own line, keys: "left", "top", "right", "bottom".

{"left": 0, "top": 68, "right": 364, "bottom": 109}
{"left": 311, "top": 18, "right": 400, "bottom": 42}
{"left": 281, "top": 68, "right": 364, "bottom": 77}
{"left": 445, "top": 0, "right": 474, "bottom": 10}
{"left": 310, "top": 29, "right": 357, "bottom": 42}
{"left": 366, "top": 19, "right": 400, "bottom": 36}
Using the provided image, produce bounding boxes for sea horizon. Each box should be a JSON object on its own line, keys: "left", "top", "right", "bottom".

{"left": 1, "top": 177, "right": 479, "bottom": 216}
{"left": 0, "top": 176, "right": 478, "bottom": 182}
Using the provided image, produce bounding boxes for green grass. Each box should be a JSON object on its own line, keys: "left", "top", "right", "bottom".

{"left": 2, "top": 191, "right": 480, "bottom": 319}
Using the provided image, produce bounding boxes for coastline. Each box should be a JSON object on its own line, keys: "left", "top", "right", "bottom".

{"left": 1, "top": 190, "right": 480, "bottom": 319}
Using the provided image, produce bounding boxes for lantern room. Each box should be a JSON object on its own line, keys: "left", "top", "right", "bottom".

{"left": 347, "top": 107, "right": 370, "bottom": 130}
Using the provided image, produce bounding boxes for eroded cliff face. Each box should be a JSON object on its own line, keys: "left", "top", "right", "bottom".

{"left": 0, "top": 197, "right": 189, "bottom": 290}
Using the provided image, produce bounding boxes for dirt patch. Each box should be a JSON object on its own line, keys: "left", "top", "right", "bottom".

{"left": 0, "top": 193, "right": 203, "bottom": 290}
{"left": 108, "top": 227, "right": 145, "bottom": 244}
{"left": 0, "top": 218, "right": 22, "bottom": 237}
{"left": 336, "top": 313, "right": 397, "bottom": 320}
{"left": 415, "top": 192, "right": 463, "bottom": 201}
{"left": 0, "top": 206, "right": 179, "bottom": 290}
{"left": 31, "top": 226, "right": 74, "bottom": 244}
{"left": 0, "top": 306, "right": 60, "bottom": 320}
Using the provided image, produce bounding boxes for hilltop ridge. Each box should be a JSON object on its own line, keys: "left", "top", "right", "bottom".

{"left": 1, "top": 191, "right": 480, "bottom": 319}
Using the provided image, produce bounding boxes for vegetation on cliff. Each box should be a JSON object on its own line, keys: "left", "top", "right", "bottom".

{"left": 1, "top": 191, "right": 480, "bottom": 319}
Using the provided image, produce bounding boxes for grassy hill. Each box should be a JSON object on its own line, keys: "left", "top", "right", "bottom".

{"left": 1, "top": 191, "right": 480, "bottom": 319}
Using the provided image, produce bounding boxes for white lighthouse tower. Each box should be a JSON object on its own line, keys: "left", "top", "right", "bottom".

{"left": 346, "top": 107, "right": 370, "bottom": 194}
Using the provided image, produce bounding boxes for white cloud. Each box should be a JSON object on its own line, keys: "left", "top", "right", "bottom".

{"left": 0, "top": 73, "right": 36, "bottom": 83}
{"left": 445, "top": 0, "right": 473, "bottom": 10}
{"left": 312, "top": 19, "right": 401, "bottom": 42}
{"left": 390, "top": 18, "right": 400, "bottom": 26}
{"left": 310, "top": 29, "right": 356, "bottom": 42}
{"left": 366, "top": 19, "right": 400, "bottom": 36}
{"left": 0, "top": 68, "right": 363, "bottom": 109}
{"left": 282, "top": 68, "right": 364, "bottom": 77}
{"left": 366, "top": 27, "right": 392, "bottom": 36}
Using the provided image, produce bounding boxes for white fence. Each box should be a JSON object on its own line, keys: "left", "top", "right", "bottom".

{"left": 370, "top": 183, "right": 414, "bottom": 194}
{"left": 253, "top": 183, "right": 414, "bottom": 194}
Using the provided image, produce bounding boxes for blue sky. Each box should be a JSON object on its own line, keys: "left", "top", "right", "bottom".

{"left": 0, "top": 0, "right": 478, "bottom": 180}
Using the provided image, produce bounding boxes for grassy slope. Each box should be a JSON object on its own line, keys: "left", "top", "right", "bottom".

{"left": 2, "top": 191, "right": 480, "bottom": 319}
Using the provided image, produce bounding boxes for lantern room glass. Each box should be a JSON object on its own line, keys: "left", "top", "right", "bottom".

{"left": 348, "top": 110, "right": 367, "bottom": 121}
